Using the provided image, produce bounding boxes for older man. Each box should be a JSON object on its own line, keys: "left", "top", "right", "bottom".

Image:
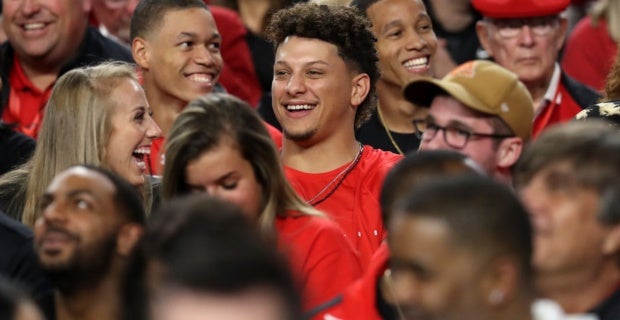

{"left": 0, "top": 0, "right": 132, "bottom": 138}
{"left": 474, "top": 0, "right": 599, "bottom": 136}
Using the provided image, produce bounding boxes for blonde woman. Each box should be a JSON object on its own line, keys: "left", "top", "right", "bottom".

{"left": 162, "top": 93, "right": 362, "bottom": 310}
{"left": 0, "top": 61, "right": 161, "bottom": 226}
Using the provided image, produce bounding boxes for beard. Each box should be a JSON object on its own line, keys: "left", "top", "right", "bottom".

{"left": 38, "top": 228, "right": 119, "bottom": 296}
{"left": 282, "top": 127, "right": 318, "bottom": 142}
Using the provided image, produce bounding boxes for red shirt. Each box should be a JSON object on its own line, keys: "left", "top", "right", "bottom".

{"left": 4, "top": 55, "right": 54, "bottom": 138}
{"left": 532, "top": 80, "right": 585, "bottom": 137}
{"left": 276, "top": 213, "right": 362, "bottom": 310}
{"left": 150, "top": 121, "right": 283, "bottom": 175}
{"left": 314, "top": 243, "right": 390, "bottom": 320}
{"left": 285, "top": 146, "right": 402, "bottom": 269}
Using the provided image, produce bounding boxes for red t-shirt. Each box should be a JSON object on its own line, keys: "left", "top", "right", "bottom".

{"left": 285, "top": 146, "right": 402, "bottom": 269}
{"left": 4, "top": 55, "right": 54, "bottom": 138}
{"left": 314, "top": 243, "right": 390, "bottom": 320}
{"left": 276, "top": 212, "right": 362, "bottom": 310}
{"left": 150, "top": 121, "right": 282, "bottom": 175}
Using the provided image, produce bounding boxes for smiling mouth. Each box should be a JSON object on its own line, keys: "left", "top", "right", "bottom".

{"left": 403, "top": 56, "right": 429, "bottom": 71}
{"left": 132, "top": 147, "right": 151, "bottom": 172}
{"left": 187, "top": 73, "right": 214, "bottom": 86}
{"left": 285, "top": 104, "right": 316, "bottom": 112}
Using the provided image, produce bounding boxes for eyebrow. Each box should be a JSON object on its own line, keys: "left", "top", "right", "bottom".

{"left": 381, "top": 13, "right": 431, "bottom": 34}
{"left": 274, "top": 60, "right": 330, "bottom": 68}
{"left": 177, "top": 31, "right": 221, "bottom": 41}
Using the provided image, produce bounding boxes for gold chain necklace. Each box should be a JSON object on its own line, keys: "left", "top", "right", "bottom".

{"left": 377, "top": 104, "right": 404, "bottom": 155}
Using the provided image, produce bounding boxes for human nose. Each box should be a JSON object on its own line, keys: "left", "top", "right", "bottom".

{"left": 145, "top": 117, "right": 162, "bottom": 140}
{"left": 517, "top": 25, "right": 535, "bottom": 47}
{"left": 404, "top": 30, "right": 429, "bottom": 51}
{"left": 285, "top": 73, "right": 306, "bottom": 96}
{"left": 194, "top": 46, "right": 218, "bottom": 67}
{"left": 41, "top": 200, "right": 68, "bottom": 224}
{"left": 20, "top": 0, "right": 42, "bottom": 16}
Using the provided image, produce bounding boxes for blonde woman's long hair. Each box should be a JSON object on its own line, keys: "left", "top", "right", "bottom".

{"left": 162, "top": 93, "right": 321, "bottom": 236}
{"left": 0, "top": 61, "right": 150, "bottom": 226}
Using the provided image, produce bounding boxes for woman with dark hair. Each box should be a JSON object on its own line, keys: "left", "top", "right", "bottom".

{"left": 162, "top": 93, "right": 361, "bottom": 310}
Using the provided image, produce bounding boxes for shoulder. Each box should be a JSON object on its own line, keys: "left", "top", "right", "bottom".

{"left": 561, "top": 72, "right": 601, "bottom": 108}
{"left": 0, "top": 211, "right": 32, "bottom": 242}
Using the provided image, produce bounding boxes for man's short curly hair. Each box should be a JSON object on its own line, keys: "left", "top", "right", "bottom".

{"left": 265, "top": 3, "right": 379, "bottom": 128}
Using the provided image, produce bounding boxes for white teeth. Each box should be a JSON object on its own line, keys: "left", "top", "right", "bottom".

{"left": 286, "top": 104, "right": 315, "bottom": 111}
{"left": 135, "top": 159, "right": 146, "bottom": 171}
{"left": 404, "top": 57, "right": 428, "bottom": 68}
{"left": 133, "top": 147, "right": 151, "bottom": 155}
{"left": 23, "top": 23, "right": 45, "bottom": 30}
{"left": 188, "top": 74, "right": 213, "bottom": 83}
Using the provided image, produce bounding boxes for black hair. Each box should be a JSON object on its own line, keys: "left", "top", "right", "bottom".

{"left": 265, "top": 3, "right": 379, "bottom": 128}
{"left": 394, "top": 175, "right": 534, "bottom": 280}
{"left": 122, "top": 195, "right": 302, "bottom": 320}
{"left": 130, "top": 0, "right": 209, "bottom": 41}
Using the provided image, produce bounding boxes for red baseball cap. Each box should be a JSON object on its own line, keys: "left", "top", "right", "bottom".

{"left": 472, "top": 0, "right": 570, "bottom": 19}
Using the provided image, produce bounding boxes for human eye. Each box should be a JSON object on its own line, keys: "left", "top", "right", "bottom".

{"left": 386, "top": 28, "right": 403, "bottom": 38}
{"left": 306, "top": 69, "right": 324, "bottom": 77}
{"left": 74, "top": 198, "right": 92, "bottom": 211}
{"left": 274, "top": 68, "right": 290, "bottom": 79}
{"left": 134, "top": 109, "right": 146, "bottom": 122}
{"left": 221, "top": 179, "right": 238, "bottom": 191}
{"left": 208, "top": 41, "right": 221, "bottom": 51}
{"left": 178, "top": 40, "right": 193, "bottom": 49}
{"left": 417, "top": 18, "right": 433, "bottom": 32}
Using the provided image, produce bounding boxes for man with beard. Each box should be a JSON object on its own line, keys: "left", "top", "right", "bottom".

{"left": 34, "top": 165, "right": 145, "bottom": 320}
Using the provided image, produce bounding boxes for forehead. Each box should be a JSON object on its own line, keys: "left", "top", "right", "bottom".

{"left": 367, "top": 0, "right": 427, "bottom": 26}
{"left": 276, "top": 36, "right": 342, "bottom": 63}
{"left": 47, "top": 168, "right": 116, "bottom": 199}
{"left": 428, "top": 96, "right": 494, "bottom": 126}
{"left": 390, "top": 213, "right": 454, "bottom": 256}
{"left": 152, "top": 7, "right": 218, "bottom": 38}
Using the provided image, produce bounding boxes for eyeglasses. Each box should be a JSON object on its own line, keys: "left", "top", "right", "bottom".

{"left": 412, "top": 119, "right": 514, "bottom": 149}
{"left": 487, "top": 16, "right": 560, "bottom": 39}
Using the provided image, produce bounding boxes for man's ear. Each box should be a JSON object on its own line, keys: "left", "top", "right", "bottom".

{"left": 603, "top": 225, "right": 620, "bottom": 256}
{"left": 132, "top": 38, "right": 150, "bottom": 70}
{"left": 117, "top": 224, "right": 143, "bottom": 257}
{"left": 476, "top": 20, "right": 494, "bottom": 58}
{"left": 480, "top": 256, "right": 520, "bottom": 308}
{"left": 350, "top": 73, "right": 371, "bottom": 110}
{"left": 496, "top": 137, "right": 523, "bottom": 169}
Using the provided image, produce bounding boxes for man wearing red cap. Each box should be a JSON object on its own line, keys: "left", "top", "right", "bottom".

{"left": 474, "top": 0, "right": 600, "bottom": 137}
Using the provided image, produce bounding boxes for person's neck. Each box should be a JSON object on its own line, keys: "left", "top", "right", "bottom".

{"left": 494, "top": 290, "right": 536, "bottom": 320}
{"left": 55, "top": 269, "right": 122, "bottom": 320}
{"left": 535, "top": 261, "right": 620, "bottom": 314}
{"left": 428, "top": 0, "right": 474, "bottom": 32}
{"left": 237, "top": 0, "right": 271, "bottom": 35}
{"left": 143, "top": 79, "right": 188, "bottom": 137}
{"left": 376, "top": 80, "right": 426, "bottom": 133}
{"left": 16, "top": 24, "right": 87, "bottom": 91}
{"left": 523, "top": 75, "right": 553, "bottom": 113}
{"left": 281, "top": 131, "right": 361, "bottom": 174}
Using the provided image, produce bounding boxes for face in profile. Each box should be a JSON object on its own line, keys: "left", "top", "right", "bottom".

{"left": 135, "top": 7, "right": 223, "bottom": 104}
{"left": 518, "top": 162, "right": 608, "bottom": 277}
{"left": 2, "top": 0, "right": 89, "bottom": 60}
{"left": 34, "top": 167, "right": 123, "bottom": 288}
{"left": 387, "top": 214, "right": 489, "bottom": 320}
{"left": 367, "top": 0, "right": 437, "bottom": 86}
{"left": 184, "top": 138, "right": 263, "bottom": 222}
{"left": 105, "top": 78, "right": 161, "bottom": 186}
{"left": 150, "top": 287, "right": 291, "bottom": 320}
{"left": 272, "top": 36, "right": 365, "bottom": 142}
